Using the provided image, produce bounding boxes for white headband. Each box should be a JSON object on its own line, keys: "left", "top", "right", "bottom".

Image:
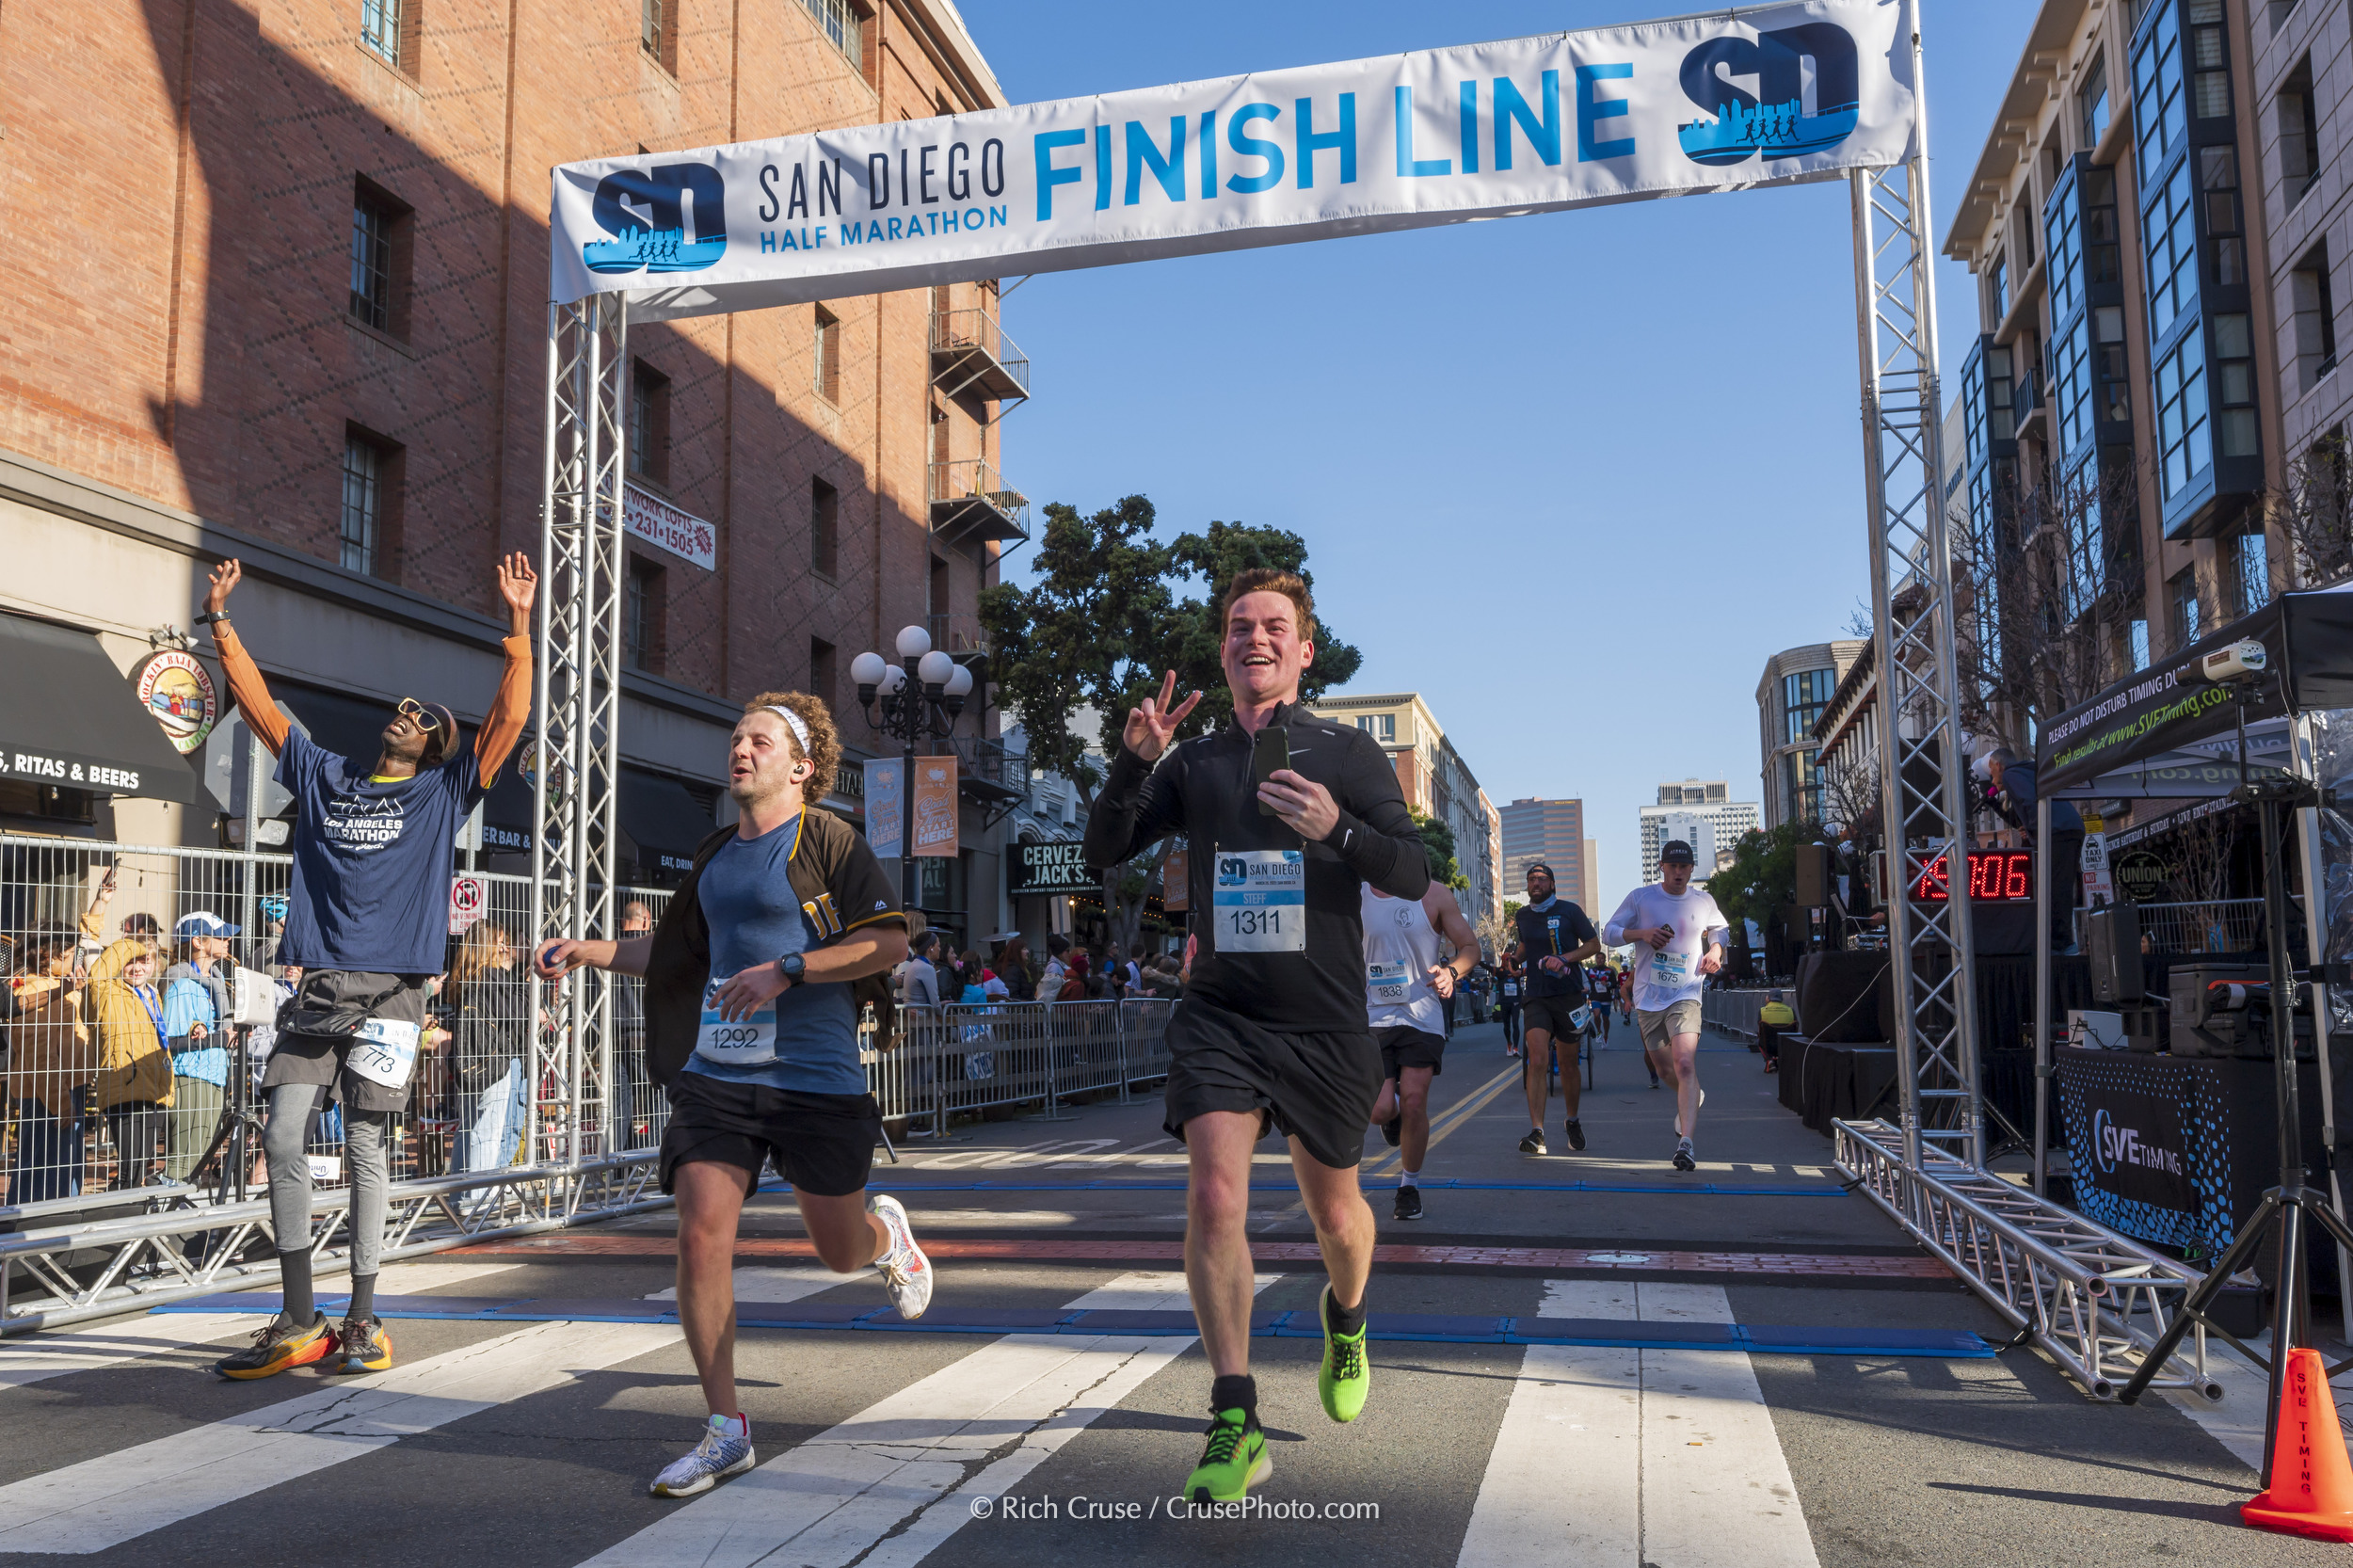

{"left": 765, "top": 705, "right": 813, "bottom": 760}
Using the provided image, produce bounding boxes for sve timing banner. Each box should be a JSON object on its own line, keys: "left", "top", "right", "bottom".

{"left": 551, "top": 0, "right": 1918, "bottom": 321}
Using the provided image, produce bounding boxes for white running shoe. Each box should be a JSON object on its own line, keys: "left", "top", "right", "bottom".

{"left": 869, "top": 1192, "right": 934, "bottom": 1320}
{"left": 651, "top": 1415, "right": 755, "bottom": 1497}
{"left": 1674, "top": 1087, "right": 1706, "bottom": 1139}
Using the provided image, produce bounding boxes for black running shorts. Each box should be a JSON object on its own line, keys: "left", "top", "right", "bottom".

{"left": 1374, "top": 1025, "right": 1447, "bottom": 1080}
{"left": 1160, "top": 998, "right": 1381, "bottom": 1171}
{"left": 1520, "top": 996, "right": 1583, "bottom": 1039}
{"left": 658, "top": 1069, "right": 881, "bottom": 1198}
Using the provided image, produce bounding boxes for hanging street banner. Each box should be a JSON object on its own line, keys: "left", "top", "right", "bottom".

{"left": 549, "top": 0, "right": 1919, "bottom": 320}
{"left": 913, "top": 757, "right": 960, "bottom": 857}
{"left": 623, "top": 484, "right": 717, "bottom": 570}
{"left": 865, "top": 759, "right": 904, "bottom": 853}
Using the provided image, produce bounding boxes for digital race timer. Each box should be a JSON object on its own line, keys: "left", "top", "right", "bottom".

{"left": 1910, "top": 849, "right": 2035, "bottom": 902}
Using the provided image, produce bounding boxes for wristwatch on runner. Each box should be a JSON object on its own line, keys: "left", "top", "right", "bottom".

{"left": 776, "top": 952, "right": 806, "bottom": 986}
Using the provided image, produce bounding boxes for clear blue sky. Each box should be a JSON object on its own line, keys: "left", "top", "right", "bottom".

{"left": 956, "top": 0, "right": 2038, "bottom": 904}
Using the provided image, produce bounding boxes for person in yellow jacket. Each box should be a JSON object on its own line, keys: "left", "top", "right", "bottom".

{"left": 6, "top": 926, "right": 99, "bottom": 1203}
{"left": 81, "top": 897, "right": 173, "bottom": 1189}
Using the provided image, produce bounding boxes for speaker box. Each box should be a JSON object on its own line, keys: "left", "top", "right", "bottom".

{"left": 2086, "top": 903, "right": 2144, "bottom": 1002}
{"left": 1796, "top": 951, "right": 1895, "bottom": 1043}
{"left": 1794, "top": 843, "right": 1833, "bottom": 908}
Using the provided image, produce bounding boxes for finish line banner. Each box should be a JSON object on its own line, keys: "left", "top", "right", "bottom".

{"left": 550, "top": 0, "right": 1918, "bottom": 321}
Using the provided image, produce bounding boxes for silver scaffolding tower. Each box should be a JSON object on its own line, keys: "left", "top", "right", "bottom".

{"left": 529, "top": 296, "right": 628, "bottom": 1165}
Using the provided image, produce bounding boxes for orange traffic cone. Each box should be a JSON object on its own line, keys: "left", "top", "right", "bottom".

{"left": 2243, "top": 1346, "right": 2353, "bottom": 1542}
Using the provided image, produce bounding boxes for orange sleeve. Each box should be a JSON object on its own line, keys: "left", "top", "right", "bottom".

{"left": 474, "top": 634, "right": 533, "bottom": 786}
{"left": 212, "top": 623, "right": 290, "bottom": 755}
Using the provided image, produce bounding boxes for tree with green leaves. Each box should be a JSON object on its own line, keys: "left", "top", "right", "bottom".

{"left": 1408, "top": 809, "right": 1467, "bottom": 890}
{"left": 980, "top": 501, "right": 1359, "bottom": 954}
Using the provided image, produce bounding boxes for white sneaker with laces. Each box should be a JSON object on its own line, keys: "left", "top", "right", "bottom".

{"left": 651, "top": 1414, "right": 755, "bottom": 1497}
{"left": 869, "top": 1192, "right": 934, "bottom": 1320}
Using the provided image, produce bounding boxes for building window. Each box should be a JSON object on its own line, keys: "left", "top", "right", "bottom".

{"left": 803, "top": 0, "right": 861, "bottom": 72}
{"left": 2046, "top": 183, "right": 2084, "bottom": 324}
{"left": 2143, "top": 159, "right": 2200, "bottom": 344}
{"left": 1782, "top": 748, "right": 1821, "bottom": 825}
{"left": 360, "top": 0, "right": 405, "bottom": 70}
{"left": 2050, "top": 315, "right": 2095, "bottom": 459}
{"left": 1783, "top": 668, "right": 1835, "bottom": 744}
{"left": 2153, "top": 330, "right": 2211, "bottom": 499}
{"left": 2293, "top": 242, "right": 2339, "bottom": 390}
{"left": 641, "top": 0, "right": 676, "bottom": 72}
{"left": 2082, "top": 166, "right": 2121, "bottom": 286}
{"left": 1354, "top": 713, "right": 1396, "bottom": 743}
{"left": 1986, "top": 345, "right": 2015, "bottom": 441}
{"left": 2095, "top": 306, "right": 2131, "bottom": 425}
{"left": 2130, "top": 618, "right": 2152, "bottom": 670}
{"left": 340, "top": 427, "right": 400, "bottom": 579}
{"left": 809, "top": 637, "right": 837, "bottom": 715}
{"left": 813, "top": 306, "right": 840, "bottom": 403}
{"left": 2132, "top": 1, "right": 2186, "bottom": 174}
{"left": 2200, "top": 144, "right": 2244, "bottom": 288}
{"left": 2232, "top": 531, "right": 2271, "bottom": 618}
{"left": 348, "top": 181, "right": 408, "bottom": 335}
{"left": 2169, "top": 568, "right": 2203, "bottom": 648}
{"left": 2280, "top": 56, "right": 2318, "bottom": 208}
{"left": 2211, "top": 312, "right": 2259, "bottom": 458}
{"left": 624, "top": 556, "right": 664, "bottom": 673}
{"left": 2080, "top": 53, "right": 2109, "bottom": 148}
{"left": 2185, "top": 1, "right": 2230, "bottom": 120}
{"left": 629, "top": 360, "right": 669, "bottom": 484}
{"left": 811, "top": 476, "right": 839, "bottom": 577}
{"left": 1988, "top": 256, "right": 2009, "bottom": 324}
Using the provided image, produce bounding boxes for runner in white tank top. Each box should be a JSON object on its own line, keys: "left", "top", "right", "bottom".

{"left": 1362, "top": 881, "right": 1479, "bottom": 1222}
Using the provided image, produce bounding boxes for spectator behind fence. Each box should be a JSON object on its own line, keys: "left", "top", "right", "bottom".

{"left": 957, "top": 950, "right": 988, "bottom": 1005}
{"left": 6, "top": 926, "right": 97, "bottom": 1204}
{"left": 1144, "top": 953, "right": 1185, "bottom": 1000}
{"left": 447, "top": 923, "right": 530, "bottom": 1173}
{"left": 995, "top": 936, "right": 1035, "bottom": 1001}
{"left": 161, "top": 913, "right": 239, "bottom": 1183}
{"left": 615, "top": 901, "right": 654, "bottom": 1148}
{"left": 84, "top": 920, "right": 172, "bottom": 1191}
{"left": 899, "top": 933, "right": 941, "bottom": 1012}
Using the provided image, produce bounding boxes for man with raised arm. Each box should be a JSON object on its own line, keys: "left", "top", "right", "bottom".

{"left": 535, "top": 693, "right": 922, "bottom": 1499}
{"left": 200, "top": 553, "right": 535, "bottom": 1379}
{"left": 1082, "top": 568, "right": 1429, "bottom": 1505}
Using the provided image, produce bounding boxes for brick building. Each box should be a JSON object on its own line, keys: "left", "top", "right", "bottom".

{"left": 0, "top": 1, "right": 1028, "bottom": 942}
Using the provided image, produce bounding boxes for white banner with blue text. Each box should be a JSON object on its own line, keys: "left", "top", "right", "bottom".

{"left": 550, "top": 0, "right": 1917, "bottom": 321}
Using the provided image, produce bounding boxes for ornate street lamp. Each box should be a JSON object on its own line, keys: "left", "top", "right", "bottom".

{"left": 851, "top": 624, "right": 975, "bottom": 920}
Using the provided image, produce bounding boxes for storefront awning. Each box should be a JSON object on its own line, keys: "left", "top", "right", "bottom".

{"left": 619, "top": 768, "right": 715, "bottom": 881}
{"left": 0, "top": 613, "right": 195, "bottom": 803}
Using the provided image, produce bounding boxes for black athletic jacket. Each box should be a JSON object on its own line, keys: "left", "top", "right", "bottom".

{"left": 1083, "top": 700, "right": 1429, "bottom": 1032}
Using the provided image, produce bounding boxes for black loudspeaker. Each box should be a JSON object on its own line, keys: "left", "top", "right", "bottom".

{"left": 1795, "top": 951, "right": 1895, "bottom": 1043}
{"left": 1794, "top": 843, "right": 1833, "bottom": 908}
{"left": 2086, "top": 903, "right": 2143, "bottom": 1002}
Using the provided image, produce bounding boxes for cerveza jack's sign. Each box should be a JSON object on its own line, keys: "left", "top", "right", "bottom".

{"left": 550, "top": 1, "right": 1920, "bottom": 321}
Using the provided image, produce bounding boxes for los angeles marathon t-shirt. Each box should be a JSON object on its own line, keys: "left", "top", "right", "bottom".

{"left": 274, "top": 728, "right": 485, "bottom": 975}
{"left": 1512, "top": 896, "right": 1598, "bottom": 1000}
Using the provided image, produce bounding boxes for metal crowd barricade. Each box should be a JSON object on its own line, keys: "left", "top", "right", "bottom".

{"left": 1, "top": 832, "right": 677, "bottom": 1333}
{"left": 1700, "top": 989, "right": 1768, "bottom": 1042}
{"left": 869, "top": 999, "right": 1176, "bottom": 1136}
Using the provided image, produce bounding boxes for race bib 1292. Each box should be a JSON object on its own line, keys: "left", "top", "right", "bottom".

{"left": 1213, "top": 849, "right": 1305, "bottom": 953}
{"left": 696, "top": 978, "right": 777, "bottom": 1064}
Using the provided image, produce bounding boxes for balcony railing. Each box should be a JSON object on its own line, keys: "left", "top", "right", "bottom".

{"left": 952, "top": 734, "right": 1029, "bottom": 826}
{"left": 930, "top": 456, "right": 1030, "bottom": 546}
{"left": 925, "top": 612, "right": 990, "bottom": 655}
{"left": 930, "top": 307, "right": 1032, "bottom": 406}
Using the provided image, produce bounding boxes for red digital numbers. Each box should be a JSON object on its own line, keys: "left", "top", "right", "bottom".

{"left": 1910, "top": 850, "right": 2032, "bottom": 902}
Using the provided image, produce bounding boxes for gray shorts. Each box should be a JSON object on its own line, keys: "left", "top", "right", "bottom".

{"left": 1636, "top": 1000, "right": 1704, "bottom": 1054}
{"left": 262, "top": 969, "right": 435, "bottom": 1114}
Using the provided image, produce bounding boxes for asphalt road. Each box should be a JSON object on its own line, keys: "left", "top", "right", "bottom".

{"left": 0, "top": 1020, "right": 2336, "bottom": 1566}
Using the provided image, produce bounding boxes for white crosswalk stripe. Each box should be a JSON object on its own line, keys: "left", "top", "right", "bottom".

{"left": 0, "top": 1259, "right": 521, "bottom": 1390}
{"left": 1456, "top": 1279, "right": 1817, "bottom": 1568}
{"left": 0, "top": 1316, "right": 673, "bottom": 1555}
{"left": 578, "top": 1269, "right": 1274, "bottom": 1568}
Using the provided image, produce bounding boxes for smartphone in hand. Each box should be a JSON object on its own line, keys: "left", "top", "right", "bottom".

{"left": 1251, "top": 727, "right": 1289, "bottom": 817}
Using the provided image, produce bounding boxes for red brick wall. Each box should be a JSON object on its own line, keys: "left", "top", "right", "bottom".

{"left": 0, "top": 0, "right": 1003, "bottom": 712}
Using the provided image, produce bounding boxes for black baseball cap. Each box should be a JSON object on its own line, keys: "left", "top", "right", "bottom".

{"left": 1524, "top": 862, "right": 1555, "bottom": 879}
{"left": 1659, "top": 840, "right": 1697, "bottom": 865}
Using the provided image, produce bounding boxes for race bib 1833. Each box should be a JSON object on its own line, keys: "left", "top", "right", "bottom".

{"left": 1368, "top": 960, "right": 1412, "bottom": 1005}
{"left": 696, "top": 978, "right": 777, "bottom": 1064}
{"left": 1213, "top": 849, "right": 1305, "bottom": 953}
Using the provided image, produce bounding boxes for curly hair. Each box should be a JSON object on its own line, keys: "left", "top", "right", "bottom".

{"left": 743, "top": 690, "right": 841, "bottom": 793}
{"left": 1220, "top": 567, "right": 1314, "bottom": 637}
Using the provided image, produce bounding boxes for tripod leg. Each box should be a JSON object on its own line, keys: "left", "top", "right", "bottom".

{"left": 2118, "top": 1192, "right": 2283, "bottom": 1403}
{"left": 2265, "top": 1201, "right": 2309, "bottom": 1486}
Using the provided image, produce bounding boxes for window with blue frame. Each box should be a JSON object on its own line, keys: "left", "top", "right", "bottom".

{"left": 2051, "top": 315, "right": 2096, "bottom": 459}
{"left": 2081, "top": 54, "right": 2110, "bottom": 150}
{"left": 1987, "top": 347, "right": 2015, "bottom": 441}
{"left": 2200, "top": 145, "right": 2245, "bottom": 288}
{"left": 1962, "top": 351, "right": 1988, "bottom": 471}
{"left": 2133, "top": 2, "right": 2185, "bottom": 173}
{"left": 2047, "top": 186, "right": 2084, "bottom": 324}
{"left": 2145, "top": 161, "right": 2200, "bottom": 341}
{"left": 2154, "top": 331, "right": 2211, "bottom": 500}
{"left": 2083, "top": 167, "right": 2121, "bottom": 284}
{"left": 2212, "top": 312, "right": 2259, "bottom": 456}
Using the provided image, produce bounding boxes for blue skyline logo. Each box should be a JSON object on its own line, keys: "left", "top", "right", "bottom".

{"left": 584, "top": 163, "right": 728, "bottom": 275}
{"left": 1676, "top": 23, "right": 1860, "bottom": 167}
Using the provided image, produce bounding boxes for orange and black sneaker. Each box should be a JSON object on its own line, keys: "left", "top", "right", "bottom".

{"left": 214, "top": 1311, "right": 338, "bottom": 1380}
{"left": 333, "top": 1315, "right": 393, "bottom": 1375}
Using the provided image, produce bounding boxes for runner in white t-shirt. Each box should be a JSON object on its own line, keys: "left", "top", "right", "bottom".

{"left": 1600, "top": 840, "right": 1730, "bottom": 1172}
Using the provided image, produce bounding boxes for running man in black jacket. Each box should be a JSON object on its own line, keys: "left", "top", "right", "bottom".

{"left": 1084, "top": 568, "right": 1429, "bottom": 1504}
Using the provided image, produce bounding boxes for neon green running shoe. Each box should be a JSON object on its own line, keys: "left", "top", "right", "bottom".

{"left": 1184, "top": 1407, "right": 1270, "bottom": 1503}
{"left": 1317, "top": 1284, "right": 1371, "bottom": 1423}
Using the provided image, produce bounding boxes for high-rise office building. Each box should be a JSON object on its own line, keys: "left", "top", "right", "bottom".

{"left": 1498, "top": 798, "right": 1593, "bottom": 912}
{"left": 1639, "top": 780, "right": 1759, "bottom": 885}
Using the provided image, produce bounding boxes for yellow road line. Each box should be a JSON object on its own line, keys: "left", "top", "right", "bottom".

{"left": 1363, "top": 1059, "right": 1521, "bottom": 1177}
